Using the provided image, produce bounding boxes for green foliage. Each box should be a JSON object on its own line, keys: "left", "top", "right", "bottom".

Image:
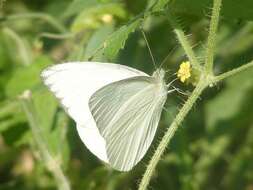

{"left": 5, "top": 56, "right": 51, "bottom": 97}
{"left": 63, "top": 0, "right": 99, "bottom": 18}
{"left": 206, "top": 67, "right": 253, "bottom": 130}
{"left": 84, "top": 25, "right": 114, "bottom": 60}
{"left": 0, "top": 0, "right": 253, "bottom": 190}
{"left": 71, "top": 3, "right": 126, "bottom": 33}
{"left": 151, "top": 0, "right": 171, "bottom": 12}
{"left": 103, "top": 18, "right": 142, "bottom": 59}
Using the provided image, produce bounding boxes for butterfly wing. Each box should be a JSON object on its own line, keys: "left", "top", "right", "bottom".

{"left": 89, "top": 76, "right": 167, "bottom": 171}
{"left": 41, "top": 62, "right": 148, "bottom": 162}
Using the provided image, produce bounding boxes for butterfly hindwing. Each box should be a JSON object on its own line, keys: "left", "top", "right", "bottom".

{"left": 89, "top": 76, "right": 167, "bottom": 171}
{"left": 41, "top": 62, "right": 147, "bottom": 163}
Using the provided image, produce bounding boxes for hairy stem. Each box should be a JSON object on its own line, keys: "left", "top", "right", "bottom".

{"left": 213, "top": 60, "right": 253, "bottom": 83}
{"left": 20, "top": 90, "right": 70, "bottom": 190}
{"left": 138, "top": 79, "right": 207, "bottom": 190}
{"left": 138, "top": 0, "right": 253, "bottom": 189}
{"left": 167, "top": 13, "right": 201, "bottom": 71}
{"left": 205, "top": 0, "right": 222, "bottom": 73}
{"left": 139, "top": 58, "right": 253, "bottom": 190}
{"left": 138, "top": 1, "right": 224, "bottom": 189}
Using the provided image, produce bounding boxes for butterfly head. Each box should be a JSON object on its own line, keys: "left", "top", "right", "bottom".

{"left": 152, "top": 69, "right": 168, "bottom": 94}
{"left": 152, "top": 69, "right": 166, "bottom": 82}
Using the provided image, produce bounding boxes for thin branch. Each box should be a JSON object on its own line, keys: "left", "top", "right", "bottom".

{"left": 5, "top": 13, "right": 67, "bottom": 33}
{"left": 20, "top": 90, "right": 70, "bottom": 190}
{"left": 138, "top": 79, "right": 207, "bottom": 190}
{"left": 205, "top": 0, "right": 222, "bottom": 73}
{"left": 167, "top": 13, "right": 201, "bottom": 71}
{"left": 39, "top": 32, "right": 74, "bottom": 40}
{"left": 213, "top": 60, "right": 253, "bottom": 83}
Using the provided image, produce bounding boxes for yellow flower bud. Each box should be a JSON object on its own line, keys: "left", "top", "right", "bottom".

{"left": 177, "top": 61, "right": 191, "bottom": 83}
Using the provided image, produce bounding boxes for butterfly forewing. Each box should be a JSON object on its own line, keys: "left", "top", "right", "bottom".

{"left": 89, "top": 76, "right": 167, "bottom": 171}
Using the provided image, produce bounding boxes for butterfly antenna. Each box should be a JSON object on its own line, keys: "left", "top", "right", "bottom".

{"left": 159, "top": 46, "right": 177, "bottom": 70}
{"left": 141, "top": 30, "right": 157, "bottom": 70}
{"left": 166, "top": 77, "right": 178, "bottom": 87}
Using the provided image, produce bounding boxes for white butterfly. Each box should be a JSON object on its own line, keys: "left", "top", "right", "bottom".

{"left": 41, "top": 62, "right": 172, "bottom": 171}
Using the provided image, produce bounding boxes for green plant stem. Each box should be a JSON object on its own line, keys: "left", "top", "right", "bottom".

{"left": 5, "top": 13, "right": 67, "bottom": 33}
{"left": 138, "top": 0, "right": 253, "bottom": 189}
{"left": 20, "top": 90, "right": 70, "bottom": 190}
{"left": 139, "top": 58, "right": 253, "bottom": 189}
{"left": 139, "top": 1, "right": 223, "bottom": 188}
{"left": 167, "top": 13, "right": 201, "bottom": 71}
{"left": 39, "top": 32, "right": 74, "bottom": 40}
{"left": 205, "top": 0, "right": 222, "bottom": 73}
{"left": 138, "top": 79, "right": 207, "bottom": 190}
{"left": 213, "top": 60, "right": 253, "bottom": 83}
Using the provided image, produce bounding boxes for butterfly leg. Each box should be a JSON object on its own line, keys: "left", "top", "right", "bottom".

{"left": 169, "top": 86, "right": 190, "bottom": 96}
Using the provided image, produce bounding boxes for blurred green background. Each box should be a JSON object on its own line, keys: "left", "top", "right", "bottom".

{"left": 1, "top": 0, "right": 253, "bottom": 189}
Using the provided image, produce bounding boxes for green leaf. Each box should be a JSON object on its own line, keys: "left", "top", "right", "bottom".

{"left": 1, "top": 122, "right": 30, "bottom": 146}
{"left": 0, "top": 110, "right": 25, "bottom": 134}
{"left": 205, "top": 67, "right": 253, "bottom": 131}
{"left": 1, "top": 56, "right": 52, "bottom": 147}
{"left": 0, "top": 34, "right": 11, "bottom": 71}
{"left": 5, "top": 56, "right": 52, "bottom": 98}
{"left": 50, "top": 111, "right": 70, "bottom": 168}
{"left": 63, "top": 0, "right": 98, "bottom": 18}
{"left": 32, "top": 90, "right": 70, "bottom": 167}
{"left": 152, "top": 0, "right": 171, "bottom": 12}
{"left": 71, "top": 3, "right": 126, "bottom": 33}
{"left": 84, "top": 24, "right": 115, "bottom": 60}
{"left": 103, "top": 18, "right": 142, "bottom": 59}
{"left": 0, "top": 101, "right": 29, "bottom": 146}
